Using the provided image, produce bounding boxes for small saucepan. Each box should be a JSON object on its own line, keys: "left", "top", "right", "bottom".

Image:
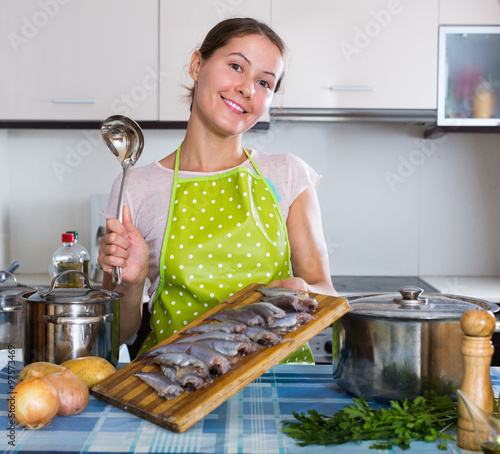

{"left": 332, "top": 286, "right": 500, "bottom": 404}
{"left": 0, "top": 272, "right": 43, "bottom": 350}
{"left": 19, "top": 270, "right": 121, "bottom": 366}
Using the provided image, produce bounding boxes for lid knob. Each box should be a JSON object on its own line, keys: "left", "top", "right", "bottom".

{"left": 393, "top": 286, "right": 428, "bottom": 306}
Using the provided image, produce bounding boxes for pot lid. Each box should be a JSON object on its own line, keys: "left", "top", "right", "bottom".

{"left": 24, "top": 270, "right": 121, "bottom": 304}
{"left": 346, "top": 286, "right": 499, "bottom": 320}
{"left": 0, "top": 272, "right": 43, "bottom": 307}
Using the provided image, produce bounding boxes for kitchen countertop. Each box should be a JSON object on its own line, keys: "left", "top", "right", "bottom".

{"left": 422, "top": 275, "right": 500, "bottom": 303}
{"left": 12, "top": 273, "right": 500, "bottom": 301}
{"left": 0, "top": 353, "right": 487, "bottom": 454}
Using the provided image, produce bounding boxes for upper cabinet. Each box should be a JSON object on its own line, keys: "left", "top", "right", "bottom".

{"left": 4, "top": 0, "right": 500, "bottom": 125}
{"left": 0, "top": 0, "right": 158, "bottom": 121}
{"left": 440, "top": 0, "right": 500, "bottom": 25}
{"left": 271, "top": 0, "right": 439, "bottom": 110}
{"left": 158, "top": 0, "right": 271, "bottom": 122}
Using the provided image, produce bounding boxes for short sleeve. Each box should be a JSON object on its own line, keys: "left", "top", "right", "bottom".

{"left": 285, "top": 153, "right": 322, "bottom": 204}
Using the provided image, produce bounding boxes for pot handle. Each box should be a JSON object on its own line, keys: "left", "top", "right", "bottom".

{"left": 40, "top": 270, "right": 99, "bottom": 298}
{"left": 0, "top": 270, "right": 28, "bottom": 287}
{"left": 0, "top": 305, "right": 22, "bottom": 312}
{"left": 39, "top": 314, "right": 113, "bottom": 325}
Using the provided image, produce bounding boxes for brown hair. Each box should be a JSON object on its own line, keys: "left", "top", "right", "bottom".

{"left": 187, "top": 17, "right": 287, "bottom": 106}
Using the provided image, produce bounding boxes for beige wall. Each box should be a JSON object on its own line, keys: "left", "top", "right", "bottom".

{"left": 3, "top": 122, "right": 500, "bottom": 277}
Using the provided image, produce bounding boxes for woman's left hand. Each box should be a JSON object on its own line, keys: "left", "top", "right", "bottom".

{"left": 269, "top": 277, "right": 309, "bottom": 292}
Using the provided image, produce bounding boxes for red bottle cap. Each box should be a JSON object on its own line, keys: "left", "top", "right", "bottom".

{"left": 61, "top": 233, "right": 75, "bottom": 243}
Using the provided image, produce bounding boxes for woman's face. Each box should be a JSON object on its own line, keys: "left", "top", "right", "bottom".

{"left": 190, "top": 34, "right": 284, "bottom": 137}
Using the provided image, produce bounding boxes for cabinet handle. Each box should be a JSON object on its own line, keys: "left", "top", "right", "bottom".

{"left": 329, "top": 86, "right": 374, "bottom": 91}
{"left": 52, "top": 99, "right": 97, "bottom": 104}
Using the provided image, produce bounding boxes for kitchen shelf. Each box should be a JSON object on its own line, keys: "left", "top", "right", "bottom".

{"left": 0, "top": 121, "right": 270, "bottom": 130}
{"left": 424, "top": 125, "right": 500, "bottom": 138}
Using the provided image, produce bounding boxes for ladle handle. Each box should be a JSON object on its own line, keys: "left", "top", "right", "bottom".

{"left": 112, "top": 163, "right": 133, "bottom": 286}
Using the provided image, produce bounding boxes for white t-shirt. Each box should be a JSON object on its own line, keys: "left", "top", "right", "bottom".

{"left": 102, "top": 149, "right": 321, "bottom": 301}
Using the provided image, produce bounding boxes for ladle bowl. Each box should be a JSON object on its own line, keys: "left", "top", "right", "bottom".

{"left": 101, "top": 115, "right": 144, "bottom": 285}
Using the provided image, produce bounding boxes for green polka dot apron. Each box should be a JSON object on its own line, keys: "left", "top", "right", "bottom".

{"left": 138, "top": 144, "right": 313, "bottom": 364}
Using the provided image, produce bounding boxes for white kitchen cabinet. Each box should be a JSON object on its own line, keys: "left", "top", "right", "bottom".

{"left": 159, "top": 0, "right": 271, "bottom": 122}
{"left": 271, "top": 0, "right": 438, "bottom": 110}
{"left": 440, "top": 0, "right": 500, "bottom": 25}
{"left": 0, "top": 0, "right": 158, "bottom": 121}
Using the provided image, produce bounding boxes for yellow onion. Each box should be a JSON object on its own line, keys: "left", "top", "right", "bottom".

{"left": 11, "top": 376, "right": 60, "bottom": 429}
{"left": 44, "top": 368, "right": 89, "bottom": 416}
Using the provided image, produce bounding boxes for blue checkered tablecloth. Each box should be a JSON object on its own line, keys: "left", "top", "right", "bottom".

{"left": 2, "top": 357, "right": 499, "bottom": 454}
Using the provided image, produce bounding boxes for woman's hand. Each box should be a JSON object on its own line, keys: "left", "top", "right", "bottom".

{"left": 98, "top": 206, "right": 149, "bottom": 286}
{"left": 269, "top": 277, "right": 310, "bottom": 292}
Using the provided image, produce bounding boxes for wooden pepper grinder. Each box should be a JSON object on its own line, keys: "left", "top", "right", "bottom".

{"left": 457, "top": 308, "right": 496, "bottom": 451}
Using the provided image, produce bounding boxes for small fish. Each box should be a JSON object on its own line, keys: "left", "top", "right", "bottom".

{"left": 160, "top": 366, "right": 209, "bottom": 391}
{"left": 269, "top": 312, "right": 317, "bottom": 335}
{"left": 245, "top": 302, "right": 287, "bottom": 325}
{"left": 183, "top": 320, "right": 247, "bottom": 335}
{"left": 208, "top": 308, "right": 266, "bottom": 326}
{"left": 146, "top": 352, "right": 209, "bottom": 376}
{"left": 168, "top": 341, "right": 232, "bottom": 376}
{"left": 245, "top": 325, "right": 283, "bottom": 346}
{"left": 179, "top": 331, "right": 251, "bottom": 343}
{"left": 258, "top": 286, "right": 308, "bottom": 299}
{"left": 261, "top": 294, "right": 319, "bottom": 313}
{"left": 195, "top": 338, "right": 256, "bottom": 357}
{"left": 134, "top": 371, "right": 182, "bottom": 400}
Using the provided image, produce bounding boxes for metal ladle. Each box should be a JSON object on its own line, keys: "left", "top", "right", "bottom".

{"left": 101, "top": 115, "right": 144, "bottom": 285}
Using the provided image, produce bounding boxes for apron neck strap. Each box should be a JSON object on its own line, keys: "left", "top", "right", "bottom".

{"left": 173, "top": 143, "right": 258, "bottom": 181}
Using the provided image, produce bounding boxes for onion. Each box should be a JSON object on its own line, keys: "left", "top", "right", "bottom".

{"left": 11, "top": 376, "right": 60, "bottom": 429}
{"left": 44, "top": 368, "right": 89, "bottom": 416}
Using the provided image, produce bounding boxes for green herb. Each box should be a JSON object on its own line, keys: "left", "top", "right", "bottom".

{"left": 282, "top": 391, "right": 458, "bottom": 451}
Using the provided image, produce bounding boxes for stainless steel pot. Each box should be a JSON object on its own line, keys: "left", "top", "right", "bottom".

{"left": 332, "top": 286, "right": 500, "bottom": 404}
{"left": 0, "top": 271, "right": 42, "bottom": 350}
{"left": 20, "top": 270, "right": 121, "bottom": 366}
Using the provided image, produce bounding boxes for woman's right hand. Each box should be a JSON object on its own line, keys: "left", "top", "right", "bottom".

{"left": 98, "top": 206, "right": 149, "bottom": 286}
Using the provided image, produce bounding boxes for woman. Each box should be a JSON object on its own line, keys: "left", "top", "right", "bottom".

{"left": 98, "top": 17, "right": 336, "bottom": 361}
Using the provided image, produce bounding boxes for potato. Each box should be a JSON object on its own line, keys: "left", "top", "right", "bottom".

{"left": 18, "top": 362, "right": 67, "bottom": 383}
{"left": 60, "top": 356, "right": 116, "bottom": 389}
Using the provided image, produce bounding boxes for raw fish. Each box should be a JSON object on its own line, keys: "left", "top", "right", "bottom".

{"left": 269, "top": 312, "right": 317, "bottom": 335}
{"left": 183, "top": 320, "right": 247, "bottom": 334}
{"left": 262, "top": 294, "right": 318, "bottom": 313}
{"left": 179, "top": 331, "right": 251, "bottom": 343}
{"left": 257, "top": 286, "right": 308, "bottom": 299}
{"left": 245, "top": 302, "right": 287, "bottom": 325}
{"left": 138, "top": 342, "right": 231, "bottom": 376}
{"left": 133, "top": 371, "right": 182, "bottom": 400}
{"left": 146, "top": 352, "right": 209, "bottom": 376}
{"left": 160, "top": 366, "right": 209, "bottom": 390}
{"left": 195, "top": 338, "right": 255, "bottom": 357}
{"left": 245, "top": 325, "right": 283, "bottom": 346}
{"left": 208, "top": 308, "right": 266, "bottom": 326}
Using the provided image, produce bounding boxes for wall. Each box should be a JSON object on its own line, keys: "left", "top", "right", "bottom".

{"left": 2, "top": 122, "right": 500, "bottom": 278}
{"left": 0, "top": 130, "right": 9, "bottom": 266}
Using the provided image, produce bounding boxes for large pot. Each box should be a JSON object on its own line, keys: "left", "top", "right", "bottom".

{"left": 20, "top": 270, "right": 121, "bottom": 366}
{"left": 332, "top": 286, "right": 500, "bottom": 404}
{"left": 0, "top": 271, "right": 43, "bottom": 350}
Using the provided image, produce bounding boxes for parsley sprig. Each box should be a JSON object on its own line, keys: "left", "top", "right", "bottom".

{"left": 282, "top": 391, "right": 458, "bottom": 451}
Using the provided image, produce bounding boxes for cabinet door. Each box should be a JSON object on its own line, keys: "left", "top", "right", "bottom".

{"left": 159, "top": 0, "right": 271, "bottom": 122}
{"left": 440, "top": 0, "right": 500, "bottom": 25}
{"left": 271, "top": 0, "right": 438, "bottom": 110}
{"left": 0, "top": 0, "right": 158, "bottom": 121}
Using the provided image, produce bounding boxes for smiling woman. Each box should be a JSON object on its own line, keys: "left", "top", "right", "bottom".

{"left": 188, "top": 33, "right": 284, "bottom": 141}
{"left": 98, "top": 17, "right": 336, "bottom": 363}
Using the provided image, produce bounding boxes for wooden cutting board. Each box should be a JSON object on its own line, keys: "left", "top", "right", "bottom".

{"left": 92, "top": 283, "right": 349, "bottom": 433}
